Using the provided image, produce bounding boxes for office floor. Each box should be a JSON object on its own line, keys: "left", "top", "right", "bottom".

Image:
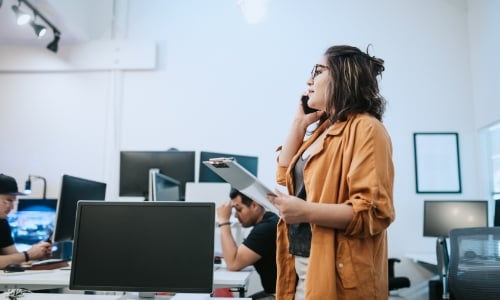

{"left": 389, "top": 295, "right": 426, "bottom": 300}
{"left": 389, "top": 284, "right": 428, "bottom": 300}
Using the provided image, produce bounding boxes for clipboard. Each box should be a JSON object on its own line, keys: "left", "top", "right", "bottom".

{"left": 203, "top": 157, "right": 278, "bottom": 214}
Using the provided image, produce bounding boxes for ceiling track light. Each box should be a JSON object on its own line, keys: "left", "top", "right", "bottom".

{"left": 11, "top": 1, "right": 31, "bottom": 25}
{"left": 46, "top": 30, "right": 60, "bottom": 53}
{"left": 31, "top": 15, "right": 47, "bottom": 38}
{"left": 15, "top": 0, "right": 61, "bottom": 53}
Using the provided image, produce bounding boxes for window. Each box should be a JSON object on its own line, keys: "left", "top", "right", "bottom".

{"left": 485, "top": 121, "right": 500, "bottom": 199}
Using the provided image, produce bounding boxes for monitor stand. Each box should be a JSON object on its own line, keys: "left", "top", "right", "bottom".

{"left": 147, "top": 168, "right": 158, "bottom": 202}
{"left": 435, "top": 236, "right": 450, "bottom": 299}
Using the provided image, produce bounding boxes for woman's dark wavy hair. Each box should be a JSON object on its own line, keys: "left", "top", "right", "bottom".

{"left": 321, "top": 45, "right": 386, "bottom": 124}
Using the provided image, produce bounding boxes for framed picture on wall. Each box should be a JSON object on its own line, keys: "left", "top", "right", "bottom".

{"left": 413, "top": 132, "right": 462, "bottom": 193}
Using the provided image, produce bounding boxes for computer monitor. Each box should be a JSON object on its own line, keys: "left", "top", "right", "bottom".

{"left": 7, "top": 198, "right": 57, "bottom": 252}
{"left": 119, "top": 150, "right": 195, "bottom": 201}
{"left": 70, "top": 201, "right": 215, "bottom": 298}
{"left": 423, "top": 200, "right": 489, "bottom": 238}
{"left": 52, "top": 175, "right": 106, "bottom": 243}
{"left": 199, "top": 151, "right": 258, "bottom": 183}
{"left": 149, "top": 169, "right": 181, "bottom": 202}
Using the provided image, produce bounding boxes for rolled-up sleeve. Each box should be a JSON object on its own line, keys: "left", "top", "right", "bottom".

{"left": 343, "top": 119, "right": 395, "bottom": 238}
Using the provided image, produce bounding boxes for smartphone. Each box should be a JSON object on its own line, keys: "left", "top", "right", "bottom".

{"left": 301, "top": 95, "right": 318, "bottom": 114}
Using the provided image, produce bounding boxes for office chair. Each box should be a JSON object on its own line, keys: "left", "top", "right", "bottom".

{"left": 388, "top": 258, "right": 411, "bottom": 294}
{"left": 448, "top": 227, "right": 500, "bottom": 300}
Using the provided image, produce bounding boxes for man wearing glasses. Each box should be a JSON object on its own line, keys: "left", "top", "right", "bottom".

{"left": 0, "top": 173, "right": 52, "bottom": 269}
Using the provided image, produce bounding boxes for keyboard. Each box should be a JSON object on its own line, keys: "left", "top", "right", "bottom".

{"left": 31, "top": 258, "right": 65, "bottom": 266}
{"left": 30, "top": 258, "right": 69, "bottom": 270}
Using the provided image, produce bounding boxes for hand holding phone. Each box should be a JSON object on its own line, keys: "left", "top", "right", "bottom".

{"left": 301, "top": 95, "right": 318, "bottom": 114}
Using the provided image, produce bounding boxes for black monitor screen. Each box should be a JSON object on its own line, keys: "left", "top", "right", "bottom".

{"left": 423, "top": 200, "right": 488, "bottom": 237}
{"left": 199, "top": 151, "right": 258, "bottom": 183}
{"left": 7, "top": 198, "right": 57, "bottom": 251}
{"left": 53, "top": 175, "right": 106, "bottom": 242}
{"left": 119, "top": 151, "right": 195, "bottom": 200}
{"left": 70, "top": 201, "right": 215, "bottom": 294}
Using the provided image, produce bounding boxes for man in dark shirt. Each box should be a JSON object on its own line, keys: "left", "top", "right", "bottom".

{"left": 0, "top": 173, "right": 52, "bottom": 269}
{"left": 217, "top": 187, "right": 278, "bottom": 300}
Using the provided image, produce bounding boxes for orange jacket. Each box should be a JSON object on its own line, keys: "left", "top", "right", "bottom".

{"left": 275, "top": 113, "right": 395, "bottom": 300}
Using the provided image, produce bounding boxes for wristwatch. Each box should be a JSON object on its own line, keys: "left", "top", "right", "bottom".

{"left": 217, "top": 221, "right": 231, "bottom": 227}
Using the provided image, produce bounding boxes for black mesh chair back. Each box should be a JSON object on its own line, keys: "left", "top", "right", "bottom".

{"left": 449, "top": 227, "right": 500, "bottom": 300}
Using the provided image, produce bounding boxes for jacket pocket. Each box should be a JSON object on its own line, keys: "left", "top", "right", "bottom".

{"left": 336, "top": 239, "right": 358, "bottom": 288}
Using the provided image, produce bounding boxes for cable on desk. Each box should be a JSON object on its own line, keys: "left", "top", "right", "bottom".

{"left": 4, "top": 288, "right": 31, "bottom": 300}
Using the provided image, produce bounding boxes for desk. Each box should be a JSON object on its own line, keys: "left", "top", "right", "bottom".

{"left": 406, "top": 252, "right": 438, "bottom": 274}
{"left": 213, "top": 269, "right": 252, "bottom": 297}
{"left": 0, "top": 268, "right": 252, "bottom": 298}
{"left": 406, "top": 252, "right": 437, "bottom": 265}
{"left": 0, "top": 269, "right": 69, "bottom": 291}
{"left": 0, "top": 293, "right": 249, "bottom": 300}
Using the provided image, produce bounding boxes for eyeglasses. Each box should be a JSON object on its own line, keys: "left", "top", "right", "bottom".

{"left": 311, "top": 64, "right": 329, "bottom": 80}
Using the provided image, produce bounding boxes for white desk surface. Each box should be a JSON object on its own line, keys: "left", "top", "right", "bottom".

{"left": 0, "top": 269, "right": 70, "bottom": 290}
{"left": 0, "top": 267, "right": 252, "bottom": 292}
{"left": 0, "top": 294, "right": 249, "bottom": 300}
{"left": 405, "top": 252, "right": 437, "bottom": 265}
{"left": 213, "top": 268, "right": 251, "bottom": 288}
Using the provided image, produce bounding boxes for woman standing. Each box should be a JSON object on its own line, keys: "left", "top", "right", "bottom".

{"left": 267, "top": 45, "right": 395, "bottom": 300}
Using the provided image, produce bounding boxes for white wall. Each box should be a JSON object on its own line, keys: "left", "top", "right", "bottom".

{"left": 1, "top": 0, "right": 499, "bottom": 294}
{"left": 0, "top": 72, "right": 111, "bottom": 194}
{"left": 468, "top": 0, "right": 500, "bottom": 130}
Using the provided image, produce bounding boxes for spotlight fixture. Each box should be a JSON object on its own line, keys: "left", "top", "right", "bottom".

{"left": 24, "top": 174, "right": 47, "bottom": 199}
{"left": 14, "top": 0, "right": 61, "bottom": 53}
{"left": 46, "top": 31, "right": 60, "bottom": 53}
{"left": 11, "top": 2, "right": 31, "bottom": 25}
{"left": 30, "top": 17, "right": 47, "bottom": 37}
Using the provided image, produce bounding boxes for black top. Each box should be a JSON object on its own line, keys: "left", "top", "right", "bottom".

{"left": 288, "top": 156, "right": 312, "bottom": 257}
{"left": 0, "top": 219, "right": 14, "bottom": 248}
{"left": 242, "top": 211, "right": 279, "bottom": 294}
